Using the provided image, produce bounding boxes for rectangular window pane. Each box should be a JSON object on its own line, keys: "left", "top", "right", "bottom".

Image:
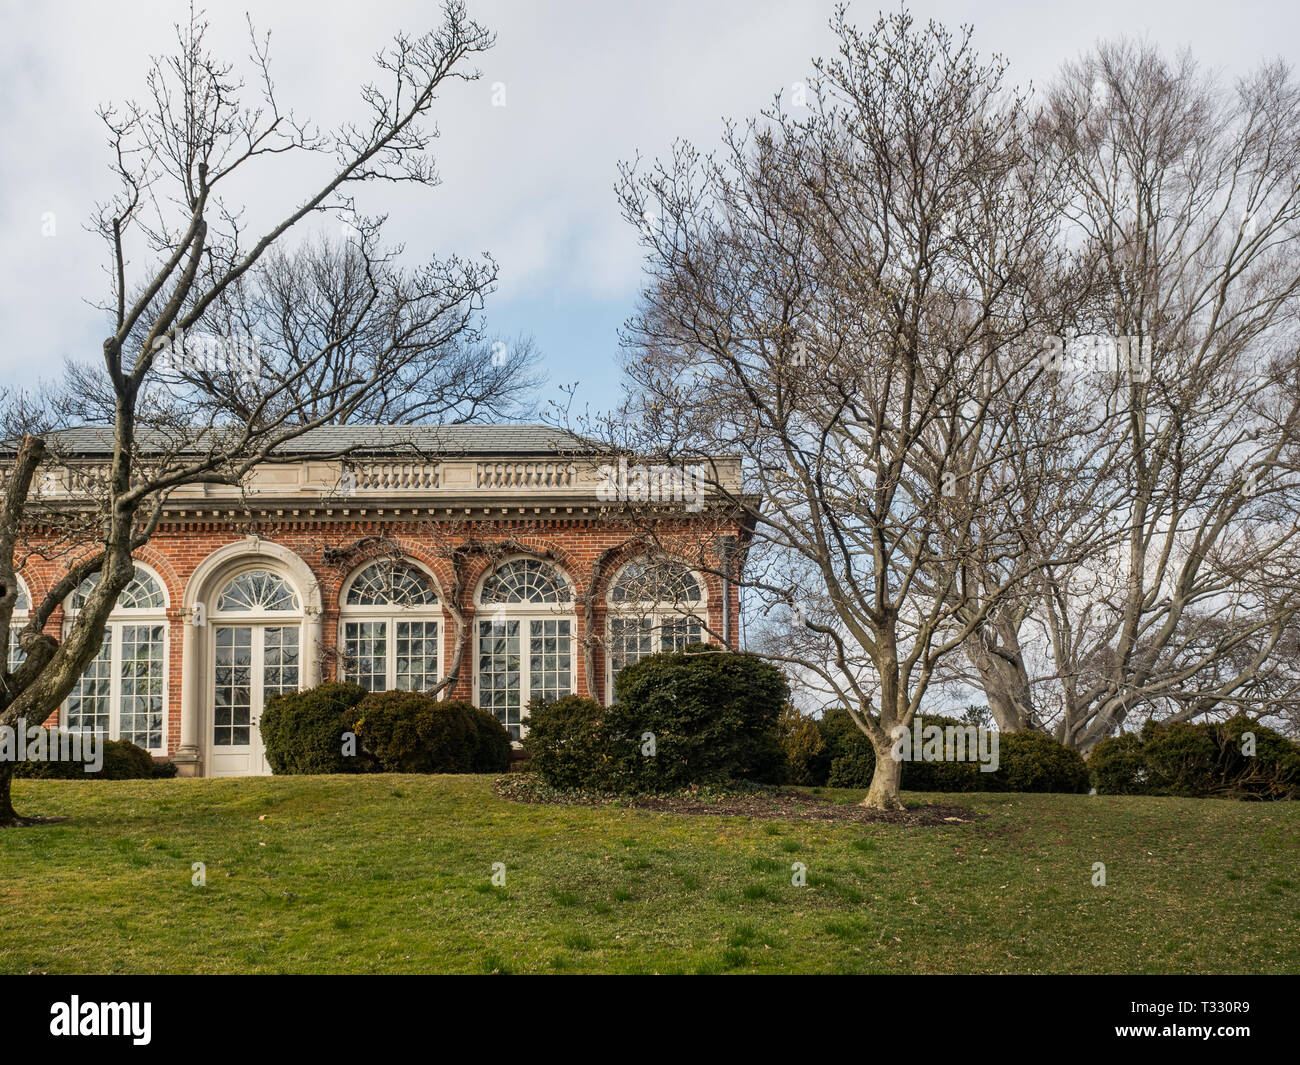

{"left": 7, "top": 627, "right": 26, "bottom": 671}
{"left": 609, "top": 616, "right": 654, "bottom": 677}
{"left": 66, "top": 629, "right": 113, "bottom": 735}
{"left": 529, "top": 619, "right": 572, "bottom": 707}
{"left": 263, "top": 627, "right": 300, "bottom": 701}
{"left": 213, "top": 626, "right": 251, "bottom": 747}
{"left": 395, "top": 620, "right": 439, "bottom": 692}
{"left": 343, "top": 621, "right": 386, "bottom": 691}
{"left": 118, "top": 624, "right": 164, "bottom": 749}
{"left": 660, "top": 618, "right": 702, "bottom": 653}
{"left": 478, "top": 619, "right": 520, "bottom": 738}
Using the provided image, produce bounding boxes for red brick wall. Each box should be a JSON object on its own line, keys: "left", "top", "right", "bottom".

{"left": 15, "top": 514, "right": 745, "bottom": 757}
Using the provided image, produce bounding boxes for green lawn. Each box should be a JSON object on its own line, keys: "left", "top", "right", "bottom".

{"left": 1, "top": 775, "right": 1296, "bottom": 974}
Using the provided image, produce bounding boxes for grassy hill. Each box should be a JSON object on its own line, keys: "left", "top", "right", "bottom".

{"left": 0, "top": 775, "right": 1296, "bottom": 974}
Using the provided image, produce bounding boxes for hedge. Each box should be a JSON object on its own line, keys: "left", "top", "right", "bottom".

{"left": 1090, "top": 716, "right": 1300, "bottom": 799}
{"left": 787, "top": 708, "right": 1089, "bottom": 793}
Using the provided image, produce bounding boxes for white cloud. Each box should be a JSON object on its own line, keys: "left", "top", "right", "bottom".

{"left": 1, "top": 0, "right": 1295, "bottom": 414}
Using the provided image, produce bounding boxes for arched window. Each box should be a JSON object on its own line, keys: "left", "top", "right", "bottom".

{"left": 64, "top": 564, "right": 168, "bottom": 751}
{"left": 607, "top": 558, "right": 707, "bottom": 700}
{"left": 480, "top": 558, "right": 571, "bottom": 604}
{"left": 339, "top": 560, "right": 442, "bottom": 692}
{"left": 7, "top": 576, "right": 31, "bottom": 670}
{"left": 476, "top": 557, "right": 574, "bottom": 740}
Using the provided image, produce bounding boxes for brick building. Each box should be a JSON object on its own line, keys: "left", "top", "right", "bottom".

{"left": 9, "top": 426, "right": 750, "bottom": 777}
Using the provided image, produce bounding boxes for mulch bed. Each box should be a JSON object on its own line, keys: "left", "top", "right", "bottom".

{"left": 495, "top": 776, "right": 981, "bottom": 826}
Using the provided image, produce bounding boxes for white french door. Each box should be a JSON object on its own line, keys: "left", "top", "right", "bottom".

{"left": 477, "top": 617, "right": 573, "bottom": 740}
{"left": 209, "top": 624, "right": 300, "bottom": 776}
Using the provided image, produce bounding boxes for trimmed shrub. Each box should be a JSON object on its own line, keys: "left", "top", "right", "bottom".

{"left": 466, "top": 703, "right": 514, "bottom": 773}
{"left": 605, "top": 646, "right": 789, "bottom": 792}
{"left": 893, "top": 715, "right": 986, "bottom": 792}
{"left": 777, "top": 703, "right": 825, "bottom": 786}
{"left": 522, "top": 695, "right": 611, "bottom": 789}
{"left": 347, "top": 691, "right": 510, "bottom": 773}
{"left": 524, "top": 646, "right": 790, "bottom": 793}
{"left": 1091, "top": 716, "right": 1300, "bottom": 799}
{"left": 985, "top": 729, "right": 1089, "bottom": 793}
{"left": 261, "top": 682, "right": 368, "bottom": 775}
{"left": 10, "top": 731, "right": 156, "bottom": 779}
{"left": 102, "top": 739, "right": 159, "bottom": 780}
{"left": 1216, "top": 715, "right": 1300, "bottom": 800}
{"left": 1088, "top": 733, "right": 1151, "bottom": 795}
{"left": 1140, "top": 720, "right": 1221, "bottom": 796}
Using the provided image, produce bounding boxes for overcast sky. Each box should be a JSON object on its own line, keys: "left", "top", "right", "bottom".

{"left": 2, "top": 0, "right": 1296, "bottom": 420}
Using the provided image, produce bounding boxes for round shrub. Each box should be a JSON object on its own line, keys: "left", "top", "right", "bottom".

{"left": 1139, "top": 720, "right": 1221, "bottom": 796}
{"left": 522, "top": 695, "right": 611, "bottom": 789}
{"left": 987, "top": 729, "right": 1089, "bottom": 793}
{"left": 347, "top": 691, "right": 507, "bottom": 773}
{"left": 101, "top": 738, "right": 159, "bottom": 780}
{"left": 894, "top": 715, "right": 986, "bottom": 792}
{"left": 603, "top": 646, "right": 790, "bottom": 792}
{"left": 1217, "top": 715, "right": 1300, "bottom": 800}
{"left": 261, "top": 682, "right": 368, "bottom": 774}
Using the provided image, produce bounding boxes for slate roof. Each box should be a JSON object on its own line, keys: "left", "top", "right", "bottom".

{"left": 12, "top": 424, "right": 603, "bottom": 458}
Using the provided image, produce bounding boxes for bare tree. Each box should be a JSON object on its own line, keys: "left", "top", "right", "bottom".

{"left": 0, "top": 2, "right": 513, "bottom": 825}
{"left": 605, "top": 7, "right": 1070, "bottom": 809}
{"left": 959, "top": 41, "right": 1300, "bottom": 750}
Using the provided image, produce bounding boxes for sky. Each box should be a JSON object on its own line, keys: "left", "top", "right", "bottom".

{"left": 2, "top": 0, "right": 1297, "bottom": 421}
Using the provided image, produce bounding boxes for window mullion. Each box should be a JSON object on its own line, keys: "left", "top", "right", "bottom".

{"left": 386, "top": 615, "right": 396, "bottom": 690}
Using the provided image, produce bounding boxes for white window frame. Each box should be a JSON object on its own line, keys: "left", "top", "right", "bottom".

{"left": 337, "top": 559, "right": 444, "bottom": 693}
{"left": 473, "top": 556, "right": 577, "bottom": 739}
{"left": 605, "top": 557, "right": 708, "bottom": 704}
{"left": 62, "top": 563, "right": 170, "bottom": 753}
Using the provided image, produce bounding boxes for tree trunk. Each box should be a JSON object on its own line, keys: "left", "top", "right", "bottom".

{"left": 966, "top": 626, "right": 1037, "bottom": 732}
{"left": 861, "top": 745, "right": 905, "bottom": 811}
{"left": 0, "top": 762, "right": 28, "bottom": 828}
